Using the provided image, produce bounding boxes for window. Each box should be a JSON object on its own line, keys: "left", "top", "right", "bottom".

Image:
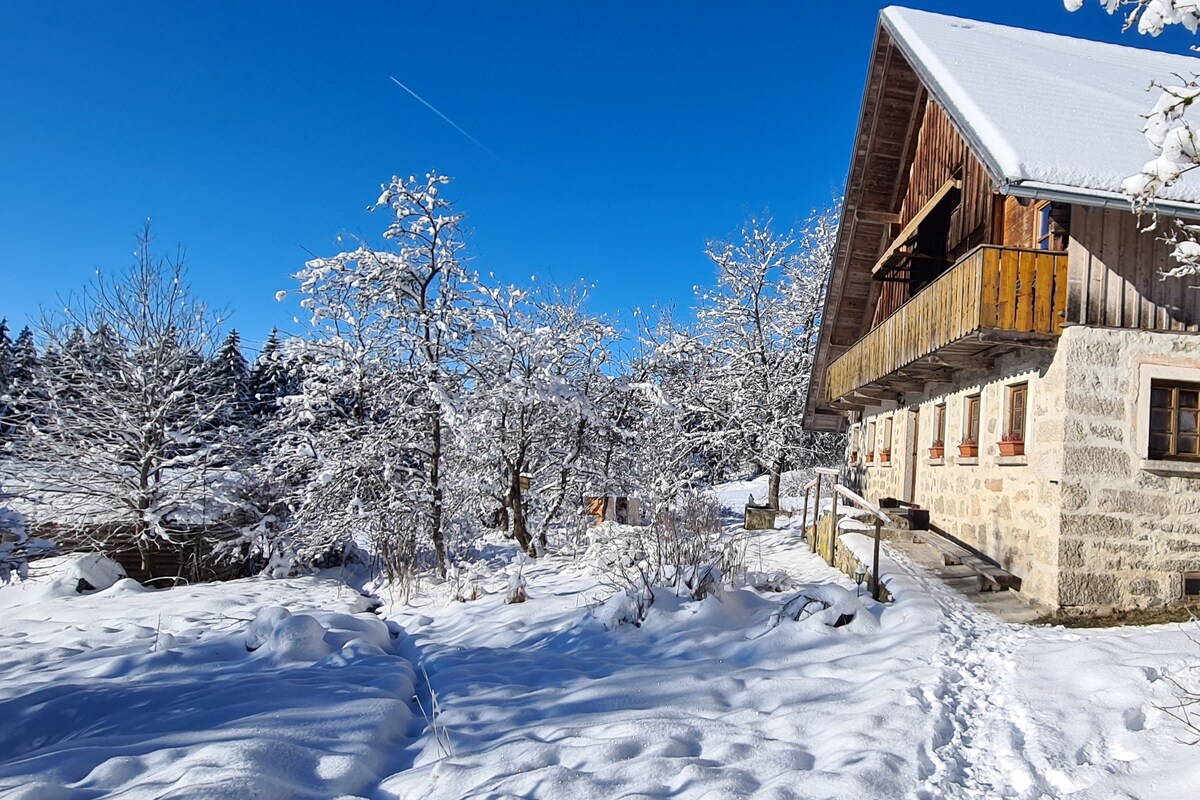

{"left": 1149, "top": 380, "right": 1200, "bottom": 461}
{"left": 867, "top": 421, "right": 876, "bottom": 456}
{"left": 964, "top": 394, "right": 981, "bottom": 443}
{"left": 1036, "top": 202, "right": 1069, "bottom": 250}
{"left": 933, "top": 403, "right": 946, "bottom": 445}
{"left": 1185, "top": 572, "right": 1200, "bottom": 600}
{"left": 881, "top": 417, "right": 893, "bottom": 454}
{"left": 1006, "top": 383, "right": 1028, "bottom": 441}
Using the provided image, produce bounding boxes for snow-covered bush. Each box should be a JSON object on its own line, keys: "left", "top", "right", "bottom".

{"left": 505, "top": 566, "right": 528, "bottom": 605}
{"left": 0, "top": 484, "right": 53, "bottom": 584}
{"left": 766, "top": 584, "right": 880, "bottom": 634}
{"left": 589, "top": 491, "right": 748, "bottom": 627}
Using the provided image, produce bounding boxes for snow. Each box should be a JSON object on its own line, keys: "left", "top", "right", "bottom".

{"left": 378, "top": 477, "right": 1200, "bottom": 799}
{"left": 0, "top": 560, "right": 417, "bottom": 799}
{"left": 5, "top": 474, "right": 1200, "bottom": 797}
{"left": 882, "top": 5, "right": 1200, "bottom": 207}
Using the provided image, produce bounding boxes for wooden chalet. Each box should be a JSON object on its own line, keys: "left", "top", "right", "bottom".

{"left": 806, "top": 7, "right": 1200, "bottom": 614}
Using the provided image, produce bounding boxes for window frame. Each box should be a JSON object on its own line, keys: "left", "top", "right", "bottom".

{"left": 1035, "top": 201, "right": 1068, "bottom": 251}
{"left": 1148, "top": 379, "right": 1200, "bottom": 462}
{"left": 963, "top": 394, "right": 981, "bottom": 444}
{"left": 933, "top": 402, "right": 946, "bottom": 446}
{"left": 1006, "top": 382, "right": 1029, "bottom": 442}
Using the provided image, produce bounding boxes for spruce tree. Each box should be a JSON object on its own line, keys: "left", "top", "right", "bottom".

{"left": 210, "top": 329, "right": 251, "bottom": 426}
{"left": 9, "top": 327, "right": 44, "bottom": 430}
{"left": 249, "top": 328, "right": 294, "bottom": 418}
{"left": 0, "top": 319, "right": 13, "bottom": 439}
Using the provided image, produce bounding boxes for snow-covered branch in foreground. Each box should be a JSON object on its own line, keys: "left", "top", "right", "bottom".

{"left": 1067, "top": 0, "right": 1200, "bottom": 279}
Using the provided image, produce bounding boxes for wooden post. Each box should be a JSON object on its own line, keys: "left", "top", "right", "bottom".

{"left": 802, "top": 488, "right": 810, "bottom": 543}
{"left": 830, "top": 473, "right": 840, "bottom": 563}
{"left": 811, "top": 477, "right": 822, "bottom": 553}
{"left": 872, "top": 518, "right": 883, "bottom": 601}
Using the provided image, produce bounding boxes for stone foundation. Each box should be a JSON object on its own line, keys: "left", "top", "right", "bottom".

{"left": 842, "top": 325, "right": 1200, "bottom": 614}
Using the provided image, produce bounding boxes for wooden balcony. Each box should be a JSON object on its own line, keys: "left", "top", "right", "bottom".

{"left": 825, "top": 245, "right": 1068, "bottom": 406}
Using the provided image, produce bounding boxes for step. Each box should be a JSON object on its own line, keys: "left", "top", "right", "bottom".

{"left": 909, "top": 529, "right": 1020, "bottom": 591}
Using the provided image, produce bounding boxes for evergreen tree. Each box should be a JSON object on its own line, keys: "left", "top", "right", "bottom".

{"left": 9, "top": 327, "right": 44, "bottom": 431}
{"left": 0, "top": 319, "right": 13, "bottom": 440}
{"left": 210, "top": 329, "right": 251, "bottom": 426}
{"left": 249, "top": 329, "right": 295, "bottom": 419}
{"left": 0, "top": 319, "right": 12, "bottom": 393}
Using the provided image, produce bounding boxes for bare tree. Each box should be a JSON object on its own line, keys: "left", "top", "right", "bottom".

{"left": 654, "top": 203, "right": 842, "bottom": 509}
{"left": 23, "top": 222, "right": 236, "bottom": 573}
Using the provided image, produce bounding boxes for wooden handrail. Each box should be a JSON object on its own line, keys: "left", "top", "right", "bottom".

{"left": 832, "top": 484, "right": 890, "bottom": 524}
{"left": 832, "top": 484, "right": 888, "bottom": 601}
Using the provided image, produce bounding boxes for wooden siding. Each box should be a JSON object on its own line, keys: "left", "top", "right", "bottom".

{"left": 1001, "top": 196, "right": 1038, "bottom": 248}
{"left": 1066, "top": 205, "right": 1200, "bottom": 331}
{"left": 826, "top": 246, "right": 1068, "bottom": 403}
{"left": 899, "top": 100, "right": 993, "bottom": 257}
{"left": 872, "top": 99, "right": 997, "bottom": 324}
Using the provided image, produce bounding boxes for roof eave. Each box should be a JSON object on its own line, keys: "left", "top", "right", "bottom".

{"left": 1000, "top": 179, "right": 1200, "bottom": 221}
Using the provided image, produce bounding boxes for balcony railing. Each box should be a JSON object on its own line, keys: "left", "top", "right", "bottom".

{"left": 825, "top": 245, "right": 1068, "bottom": 404}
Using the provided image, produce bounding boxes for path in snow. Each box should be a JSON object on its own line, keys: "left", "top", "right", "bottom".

{"left": 876, "top": 536, "right": 1200, "bottom": 800}
{"left": 377, "top": 524, "right": 935, "bottom": 799}
{"left": 892, "top": 544, "right": 1054, "bottom": 799}
{"left": 375, "top": 478, "right": 1200, "bottom": 800}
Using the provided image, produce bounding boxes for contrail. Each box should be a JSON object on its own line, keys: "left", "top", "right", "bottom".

{"left": 389, "top": 75, "right": 496, "bottom": 157}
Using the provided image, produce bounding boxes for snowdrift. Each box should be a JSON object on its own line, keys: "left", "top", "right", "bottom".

{"left": 0, "top": 561, "right": 417, "bottom": 799}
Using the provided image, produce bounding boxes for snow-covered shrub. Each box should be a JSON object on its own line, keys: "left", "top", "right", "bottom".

{"left": 746, "top": 569, "right": 798, "bottom": 593}
{"left": 0, "top": 487, "right": 53, "bottom": 584}
{"left": 590, "top": 491, "right": 748, "bottom": 628}
{"left": 766, "top": 585, "right": 880, "bottom": 634}
{"left": 448, "top": 560, "right": 490, "bottom": 602}
{"left": 597, "top": 581, "right": 654, "bottom": 630}
{"left": 505, "top": 566, "right": 528, "bottom": 605}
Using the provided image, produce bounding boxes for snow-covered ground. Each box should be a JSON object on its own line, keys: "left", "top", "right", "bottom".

{"left": 4, "top": 474, "right": 1200, "bottom": 798}
{"left": 0, "top": 559, "right": 417, "bottom": 800}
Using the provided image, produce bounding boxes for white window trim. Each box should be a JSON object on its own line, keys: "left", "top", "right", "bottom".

{"left": 1136, "top": 362, "right": 1200, "bottom": 476}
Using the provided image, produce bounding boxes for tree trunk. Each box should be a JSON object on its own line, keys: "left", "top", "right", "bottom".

{"left": 510, "top": 469, "right": 535, "bottom": 557}
{"left": 430, "top": 414, "right": 447, "bottom": 577}
{"left": 767, "top": 455, "right": 785, "bottom": 510}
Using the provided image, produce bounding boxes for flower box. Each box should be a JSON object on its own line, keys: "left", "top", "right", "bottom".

{"left": 998, "top": 439, "right": 1025, "bottom": 456}
{"left": 879, "top": 451, "right": 892, "bottom": 463}
{"left": 958, "top": 442, "right": 978, "bottom": 458}
{"left": 929, "top": 445, "right": 945, "bottom": 459}
{"left": 865, "top": 452, "right": 875, "bottom": 463}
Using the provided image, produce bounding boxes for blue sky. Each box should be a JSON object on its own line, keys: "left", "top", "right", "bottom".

{"left": 2, "top": 1, "right": 1196, "bottom": 350}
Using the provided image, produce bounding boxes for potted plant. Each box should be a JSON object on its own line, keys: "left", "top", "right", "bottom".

{"left": 929, "top": 439, "right": 945, "bottom": 459}
{"left": 879, "top": 448, "right": 892, "bottom": 463}
{"left": 865, "top": 451, "right": 875, "bottom": 463}
{"left": 850, "top": 450, "right": 859, "bottom": 463}
{"left": 998, "top": 433, "right": 1025, "bottom": 456}
{"left": 958, "top": 437, "right": 978, "bottom": 458}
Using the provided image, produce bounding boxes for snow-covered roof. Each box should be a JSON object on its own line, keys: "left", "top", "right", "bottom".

{"left": 882, "top": 6, "right": 1200, "bottom": 211}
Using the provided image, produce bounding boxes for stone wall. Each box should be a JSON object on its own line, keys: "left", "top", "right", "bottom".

{"left": 847, "top": 346, "right": 1066, "bottom": 611}
{"left": 841, "top": 325, "right": 1200, "bottom": 613}
{"left": 1055, "top": 325, "right": 1200, "bottom": 612}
